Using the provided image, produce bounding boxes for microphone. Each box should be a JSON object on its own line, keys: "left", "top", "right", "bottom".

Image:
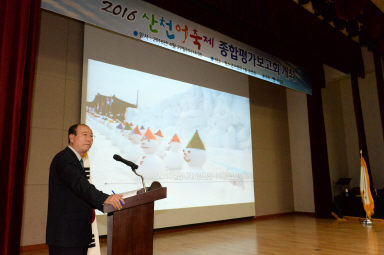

{"left": 113, "top": 154, "right": 147, "bottom": 192}
{"left": 113, "top": 154, "right": 138, "bottom": 170}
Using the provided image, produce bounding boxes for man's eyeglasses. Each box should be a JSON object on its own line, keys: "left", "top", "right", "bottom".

{"left": 77, "top": 133, "right": 95, "bottom": 139}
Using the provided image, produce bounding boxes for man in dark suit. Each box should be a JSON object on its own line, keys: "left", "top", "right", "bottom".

{"left": 46, "top": 123, "right": 124, "bottom": 255}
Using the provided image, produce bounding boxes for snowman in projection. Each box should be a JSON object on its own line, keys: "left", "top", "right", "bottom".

{"left": 99, "top": 116, "right": 110, "bottom": 137}
{"left": 105, "top": 118, "right": 117, "bottom": 141}
{"left": 139, "top": 128, "right": 164, "bottom": 179}
{"left": 111, "top": 121, "right": 124, "bottom": 147}
{"left": 183, "top": 130, "right": 206, "bottom": 171}
{"left": 155, "top": 129, "right": 167, "bottom": 159}
{"left": 120, "top": 121, "right": 133, "bottom": 145}
{"left": 122, "top": 125, "right": 142, "bottom": 163}
{"left": 165, "top": 134, "right": 184, "bottom": 170}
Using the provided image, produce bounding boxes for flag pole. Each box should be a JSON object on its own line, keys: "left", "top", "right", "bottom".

{"left": 360, "top": 150, "right": 374, "bottom": 226}
{"left": 361, "top": 215, "right": 374, "bottom": 225}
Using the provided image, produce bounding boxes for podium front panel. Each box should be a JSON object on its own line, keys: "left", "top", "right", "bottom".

{"left": 108, "top": 202, "right": 154, "bottom": 255}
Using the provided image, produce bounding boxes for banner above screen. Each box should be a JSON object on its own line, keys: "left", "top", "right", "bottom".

{"left": 41, "top": 0, "right": 312, "bottom": 94}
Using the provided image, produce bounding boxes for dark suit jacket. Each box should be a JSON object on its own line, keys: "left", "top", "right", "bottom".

{"left": 46, "top": 147, "right": 109, "bottom": 247}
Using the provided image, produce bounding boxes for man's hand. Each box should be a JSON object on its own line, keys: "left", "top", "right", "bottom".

{"left": 104, "top": 194, "right": 125, "bottom": 210}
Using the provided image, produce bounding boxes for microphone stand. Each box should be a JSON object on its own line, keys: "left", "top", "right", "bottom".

{"left": 132, "top": 169, "right": 147, "bottom": 192}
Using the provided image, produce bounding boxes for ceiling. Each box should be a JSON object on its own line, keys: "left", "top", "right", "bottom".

{"left": 294, "top": 0, "right": 384, "bottom": 56}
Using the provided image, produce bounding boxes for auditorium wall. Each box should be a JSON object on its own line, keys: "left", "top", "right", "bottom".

{"left": 322, "top": 50, "right": 384, "bottom": 196}
{"left": 359, "top": 48, "right": 384, "bottom": 189}
{"left": 21, "top": 11, "right": 84, "bottom": 246}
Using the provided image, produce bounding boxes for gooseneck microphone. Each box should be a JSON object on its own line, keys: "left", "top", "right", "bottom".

{"left": 113, "top": 154, "right": 146, "bottom": 192}
{"left": 113, "top": 154, "right": 138, "bottom": 170}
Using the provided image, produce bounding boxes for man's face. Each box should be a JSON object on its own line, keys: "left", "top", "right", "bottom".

{"left": 69, "top": 125, "right": 93, "bottom": 156}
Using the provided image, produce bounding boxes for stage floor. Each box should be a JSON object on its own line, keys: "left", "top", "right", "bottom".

{"left": 21, "top": 214, "right": 384, "bottom": 255}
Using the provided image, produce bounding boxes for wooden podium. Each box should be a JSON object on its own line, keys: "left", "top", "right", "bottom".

{"left": 103, "top": 185, "right": 167, "bottom": 255}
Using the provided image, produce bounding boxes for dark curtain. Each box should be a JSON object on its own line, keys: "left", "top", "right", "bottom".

{"left": 307, "top": 64, "right": 333, "bottom": 218}
{"left": 0, "top": 1, "right": 41, "bottom": 254}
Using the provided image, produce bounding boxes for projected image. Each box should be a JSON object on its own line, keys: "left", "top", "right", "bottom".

{"left": 85, "top": 59, "right": 254, "bottom": 211}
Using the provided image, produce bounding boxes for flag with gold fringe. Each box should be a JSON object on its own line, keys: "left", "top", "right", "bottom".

{"left": 360, "top": 153, "right": 374, "bottom": 219}
{"left": 83, "top": 152, "right": 101, "bottom": 255}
